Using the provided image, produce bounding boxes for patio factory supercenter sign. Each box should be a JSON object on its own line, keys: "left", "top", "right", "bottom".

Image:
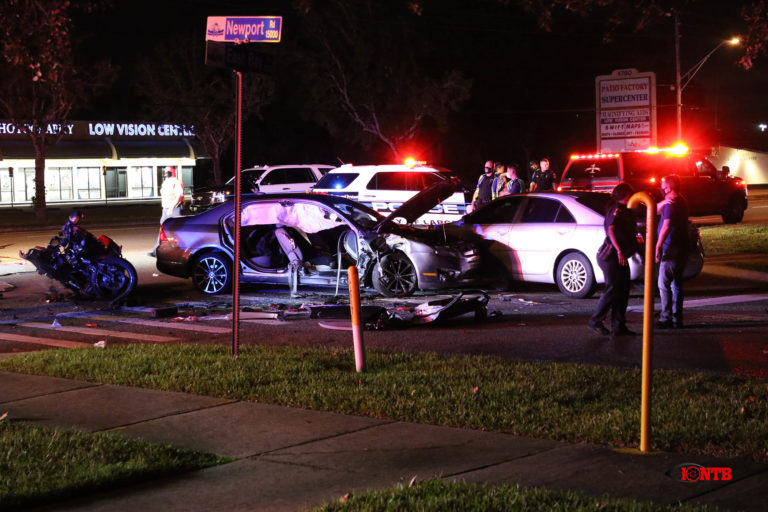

{"left": 595, "top": 69, "right": 657, "bottom": 152}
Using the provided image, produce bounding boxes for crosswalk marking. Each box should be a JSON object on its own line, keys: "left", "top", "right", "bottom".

{"left": 0, "top": 332, "right": 91, "bottom": 349}
{"left": 19, "top": 322, "right": 179, "bottom": 343}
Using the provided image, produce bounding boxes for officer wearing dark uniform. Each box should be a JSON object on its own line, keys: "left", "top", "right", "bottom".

{"left": 588, "top": 183, "right": 639, "bottom": 336}
{"left": 470, "top": 160, "right": 495, "bottom": 212}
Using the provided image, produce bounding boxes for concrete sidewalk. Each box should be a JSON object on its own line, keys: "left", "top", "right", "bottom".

{"left": 1, "top": 371, "right": 765, "bottom": 512}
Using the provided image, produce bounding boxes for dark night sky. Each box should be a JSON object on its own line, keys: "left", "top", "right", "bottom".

{"left": 74, "top": 0, "right": 768, "bottom": 182}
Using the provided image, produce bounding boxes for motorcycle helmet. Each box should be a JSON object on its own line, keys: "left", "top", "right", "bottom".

{"left": 68, "top": 209, "right": 85, "bottom": 224}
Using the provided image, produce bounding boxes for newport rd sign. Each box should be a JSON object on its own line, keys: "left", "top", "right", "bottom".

{"left": 205, "top": 16, "right": 282, "bottom": 43}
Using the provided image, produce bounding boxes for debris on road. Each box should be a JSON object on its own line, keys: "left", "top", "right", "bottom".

{"left": 316, "top": 291, "right": 490, "bottom": 330}
{"left": 172, "top": 316, "right": 199, "bottom": 323}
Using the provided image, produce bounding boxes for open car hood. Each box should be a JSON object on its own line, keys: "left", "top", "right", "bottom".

{"left": 375, "top": 176, "right": 462, "bottom": 232}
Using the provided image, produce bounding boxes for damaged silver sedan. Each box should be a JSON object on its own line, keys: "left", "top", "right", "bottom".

{"left": 156, "top": 177, "right": 482, "bottom": 297}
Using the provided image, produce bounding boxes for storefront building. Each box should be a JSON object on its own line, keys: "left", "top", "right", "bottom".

{"left": 0, "top": 121, "right": 207, "bottom": 206}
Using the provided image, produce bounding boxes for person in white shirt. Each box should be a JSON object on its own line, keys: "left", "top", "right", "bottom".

{"left": 160, "top": 166, "right": 184, "bottom": 224}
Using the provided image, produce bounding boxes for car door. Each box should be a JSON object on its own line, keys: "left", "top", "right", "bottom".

{"left": 502, "top": 197, "right": 576, "bottom": 280}
{"left": 362, "top": 172, "right": 416, "bottom": 217}
{"left": 683, "top": 158, "right": 724, "bottom": 216}
{"left": 257, "top": 167, "right": 320, "bottom": 194}
{"left": 462, "top": 196, "right": 525, "bottom": 277}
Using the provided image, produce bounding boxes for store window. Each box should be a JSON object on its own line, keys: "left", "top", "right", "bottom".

{"left": 75, "top": 167, "right": 102, "bottom": 199}
{"left": 13, "top": 168, "right": 36, "bottom": 202}
{"left": 0, "top": 169, "right": 12, "bottom": 203}
{"left": 45, "top": 167, "right": 74, "bottom": 201}
{"left": 130, "top": 166, "right": 155, "bottom": 197}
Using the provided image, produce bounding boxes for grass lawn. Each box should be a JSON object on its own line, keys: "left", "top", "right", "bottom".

{"left": 2, "top": 345, "right": 766, "bottom": 462}
{"left": 699, "top": 224, "right": 768, "bottom": 256}
{"left": 313, "top": 479, "right": 718, "bottom": 512}
{"left": 0, "top": 418, "right": 227, "bottom": 510}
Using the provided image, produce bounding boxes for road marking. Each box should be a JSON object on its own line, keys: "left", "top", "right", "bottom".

{"left": 19, "top": 322, "right": 179, "bottom": 343}
{"left": 684, "top": 294, "right": 768, "bottom": 308}
{"left": 90, "top": 316, "right": 232, "bottom": 334}
{"left": 0, "top": 332, "right": 91, "bottom": 349}
{"left": 242, "top": 319, "right": 284, "bottom": 326}
{"left": 628, "top": 293, "right": 768, "bottom": 312}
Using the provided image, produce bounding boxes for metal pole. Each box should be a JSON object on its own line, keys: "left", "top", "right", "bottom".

{"left": 348, "top": 266, "right": 366, "bottom": 372}
{"left": 628, "top": 191, "right": 657, "bottom": 452}
{"left": 675, "top": 11, "right": 682, "bottom": 141}
{"left": 232, "top": 70, "right": 243, "bottom": 357}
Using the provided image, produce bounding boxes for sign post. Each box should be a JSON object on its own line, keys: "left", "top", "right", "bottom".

{"left": 205, "top": 16, "right": 282, "bottom": 356}
{"left": 596, "top": 69, "right": 657, "bottom": 153}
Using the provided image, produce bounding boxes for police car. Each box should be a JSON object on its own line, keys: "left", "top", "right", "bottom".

{"left": 311, "top": 160, "right": 472, "bottom": 224}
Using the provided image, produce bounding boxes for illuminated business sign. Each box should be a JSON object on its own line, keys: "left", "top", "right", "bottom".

{"left": 205, "top": 16, "right": 282, "bottom": 43}
{"left": 595, "top": 69, "right": 657, "bottom": 152}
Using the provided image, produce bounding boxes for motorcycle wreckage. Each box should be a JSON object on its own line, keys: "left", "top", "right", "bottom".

{"left": 21, "top": 210, "right": 138, "bottom": 303}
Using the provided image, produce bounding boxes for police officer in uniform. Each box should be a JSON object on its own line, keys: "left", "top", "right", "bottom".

{"left": 470, "top": 160, "right": 495, "bottom": 212}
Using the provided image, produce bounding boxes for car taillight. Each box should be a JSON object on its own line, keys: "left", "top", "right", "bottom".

{"left": 158, "top": 226, "right": 169, "bottom": 242}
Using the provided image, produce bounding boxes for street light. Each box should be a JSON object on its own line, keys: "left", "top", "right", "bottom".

{"left": 674, "top": 11, "right": 740, "bottom": 140}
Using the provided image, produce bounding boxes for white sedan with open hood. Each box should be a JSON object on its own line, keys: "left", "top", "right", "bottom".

{"left": 156, "top": 177, "right": 482, "bottom": 297}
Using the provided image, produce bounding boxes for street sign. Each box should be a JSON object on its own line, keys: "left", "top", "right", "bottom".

{"left": 595, "top": 69, "right": 657, "bottom": 152}
{"left": 205, "top": 41, "right": 274, "bottom": 73}
{"left": 206, "top": 16, "right": 282, "bottom": 43}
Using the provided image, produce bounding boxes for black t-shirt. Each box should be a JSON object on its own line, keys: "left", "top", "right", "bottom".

{"left": 532, "top": 169, "right": 555, "bottom": 191}
{"left": 659, "top": 195, "right": 690, "bottom": 260}
{"left": 605, "top": 203, "right": 638, "bottom": 257}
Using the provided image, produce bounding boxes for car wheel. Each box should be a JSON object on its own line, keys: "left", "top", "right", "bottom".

{"left": 556, "top": 253, "right": 596, "bottom": 299}
{"left": 192, "top": 252, "right": 232, "bottom": 294}
{"left": 721, "top": 195, "right": 745, "bottom": 224}
{"left": 373, "top": 252, "right": 418, "bottom": 297}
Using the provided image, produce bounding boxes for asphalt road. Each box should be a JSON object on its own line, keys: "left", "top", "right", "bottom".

{"left": 1, "top": 188, "right": 766, "bottom": 372}
{"left": 1, "top": 218, "right": 767, "bottom": 378}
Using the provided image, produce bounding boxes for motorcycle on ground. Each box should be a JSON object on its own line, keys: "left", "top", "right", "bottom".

{"left": 21, "top": 210, "right": 138, "bottom": 303}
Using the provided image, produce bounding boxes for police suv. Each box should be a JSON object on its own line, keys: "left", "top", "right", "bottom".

{"left": 190, "top": 164, "right": 333, "bottom": 212}
{"left": 311, "top": 162, "right": 472, "bottom": 224}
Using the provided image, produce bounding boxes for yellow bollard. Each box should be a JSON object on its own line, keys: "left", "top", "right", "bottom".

{"left": 347, "top": 266, "right": 366, "bottom": 372}
{"left": 627, "top": 191, "right": 657, "bottom": 452}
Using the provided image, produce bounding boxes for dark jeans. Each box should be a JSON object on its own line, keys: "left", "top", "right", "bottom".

{"left": 589, "top": 255, "right": 631, "bottom": 332}
{"left": 658, "top": 257, "right": 686, "bottom": 325}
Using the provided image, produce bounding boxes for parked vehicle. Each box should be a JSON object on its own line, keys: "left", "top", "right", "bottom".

{"left": 311, "top": 161, "right": 472, "bottom": 224}
{"left": 190, "top": 164, "right": 333, "bottom": 212}
{"left": 557, "top": 146, "right": 748, "bottom": 223}
{"left": 21, "top": 211, "right": 137, "bottom": 303}
{"left": 445, "top": 191, "right": 704, "bottom": 298}
{"left": 157, "top": 177, "right": 482, "bottom": 297}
